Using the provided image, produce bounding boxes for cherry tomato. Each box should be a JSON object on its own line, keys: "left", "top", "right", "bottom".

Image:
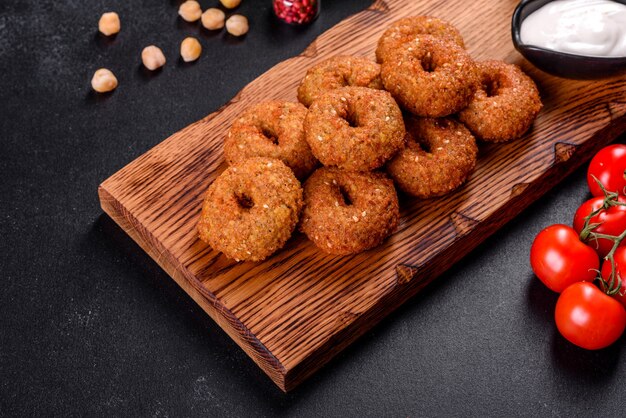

{"left": 573, "top": 195, "right": 626, "bottom": 258}
{"left": 555, "top": 282, "right": 626, "bottom": 350}
{"left": 587, "top": 144, "right": 626, "bottom": 197}
{"left": 601, "top": 246, "right": 626, "bottom": 308}
{"left": 530, "top": 224, "right": 599, "bottom": 293}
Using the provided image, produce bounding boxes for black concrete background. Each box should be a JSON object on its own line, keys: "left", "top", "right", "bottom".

{"left": 1, "top": 0, "right": 625, "bottom": 416}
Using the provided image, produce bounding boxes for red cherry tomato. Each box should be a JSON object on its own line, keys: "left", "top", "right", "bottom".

{"left": 555, "top": 282, "right": 626, "bottom": 350}
{"left": 530, "top": 224, "right": 599, "bottom": 293}
{"left": 587, "top": 144, "right": 626, "bottom": 196}
{"left": 601, "top": 246, "right": 626, "bottom": 308}
{"left": 573, "top": 195, "right": 626, "bottom": 258}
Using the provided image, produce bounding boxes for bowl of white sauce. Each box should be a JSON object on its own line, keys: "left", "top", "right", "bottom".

{"left": 512, "top": 0, "right": 626, "bottom": 78}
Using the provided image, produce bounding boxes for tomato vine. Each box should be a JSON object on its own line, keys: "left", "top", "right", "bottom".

{"left": 579, "top": 176, "right": 626, "bottom": 296}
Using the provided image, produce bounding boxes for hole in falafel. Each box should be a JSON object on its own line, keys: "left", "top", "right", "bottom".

{"left": 484, "top": 77, "right": 500, "bottom": 97}
{"left": 338, "top": 185, "right": 353, "bottom": 206}
{"left": 235, "top": 193, "right": 254, "bottom": 209}
{"left": 420, "top": 53, "right": 437, "bottom": 73}
{"left": 342, "top": 107, "right": 359, "bottom": 128}
{"left": 261, "top": 126, "right": 279, "bottom": 145}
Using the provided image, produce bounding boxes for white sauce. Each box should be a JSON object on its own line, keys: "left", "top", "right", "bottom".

{"left": 520, "top": 0, "right": 626, "bottom": 57}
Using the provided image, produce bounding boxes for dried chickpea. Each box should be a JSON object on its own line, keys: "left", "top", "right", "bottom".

{"left": 201, "top": 8, "right": 225, "bottom": 30}
{"left": 225, "top": 14, "right": 249, "bottom": 37}
{"left": 178, "top": 1, "right": 202, "bottom": 22}
{"left": 220, "top": 0, "right": 242, "bottom": 9}
{"left": 98, "top": 12, "right": 120, "bottom": 36}
{"left": 141, "top": 45, "right": 166, "bottom": 71}
{"left": 91, "top": 68, "right": 118, "bottom": 93}
{"left": 180, "top": 37, "right": 202, "bottom": 62}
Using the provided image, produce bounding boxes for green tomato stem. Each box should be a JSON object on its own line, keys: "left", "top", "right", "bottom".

{"left": 579, "top": 176, "right": 625, "bottom": 296}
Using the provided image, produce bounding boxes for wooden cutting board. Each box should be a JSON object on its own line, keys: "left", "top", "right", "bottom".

{"left": 98, "top": 0, "right": 626, "bottom": 391}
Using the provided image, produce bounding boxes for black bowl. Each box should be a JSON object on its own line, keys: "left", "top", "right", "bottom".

{"left": 511, "top": 0, "right": 626, "bottom": 79}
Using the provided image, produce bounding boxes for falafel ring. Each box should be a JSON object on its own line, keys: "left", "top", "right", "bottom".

{"left": 381, "top": 35, "right": 478, "bottom": 118}
{"left": 224, "top": 100, "right": 318, "bottom": 180}
{"left": 458, "top": 60, "right": 542, "bottom": 142}
{"left": 375, "top": 15, "right": 466, "bottom": 63}
{"left": 304, "top": 86, "right": 406, "bottom": 172}
{"left": 197, "top": 157, "right": 303, "bottom": 262}
{"left": 386, "top": 117, "right": 478, "bottom": 199}
{"left": 300, "top": 168, "right": 399, "bottom": 255}
{"left": 297, "top": 56, "right": 383, "bottom": 107}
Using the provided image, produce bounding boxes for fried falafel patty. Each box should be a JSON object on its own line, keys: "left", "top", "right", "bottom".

{"left": 224, "top": 101, "right": 318, "bottom": 180}
{"left": 381, "top": 35, "right": 478, "bottom": 118}
{"left": 386, "top": 117, "right": 478, "bottom": 198}
{"left": 197, "top": 157, "right": 303, "bottom": 262}
{"left": 304, "top": 86, "right": 405, "bottom": 171}
{"left": 375, "top": 16, "right": 465, "bottom": 63}
{"left": 297, "top": 56, "right": 383, "bottom": 107}
{"left": 458, "top": 60, "right": 542, "bottom": 143}
{"left": 300, "top": 168, "right": 399, "bottom": 255}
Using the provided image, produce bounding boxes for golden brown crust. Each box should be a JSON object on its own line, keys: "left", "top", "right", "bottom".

{"left": 224, "top": 101, "right": 318, "bottom": 180}
{"left": 458, "top": 60, "right": 542, "bottom": 142}
{"left": 376, "top": 16, "right": 465, "bottom": 63}
{"left": 381, "top": 35, "right": 478, "bottom": 118}
{"left": 304, "top": 86, "right": 406, "bottom": 171}
{"left": 197, "top": 157, "right": 303, "bottom": 262}
{"left": 297, "top": 56, "right": 383, "bottom": 107}
{"left": 300, "top": 168, "right": 399, "bottom": 255}
{"left": 386, "top": 117, "right": 478, "bottom": 198}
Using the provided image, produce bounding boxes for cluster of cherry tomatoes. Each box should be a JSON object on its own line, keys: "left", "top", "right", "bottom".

{"left": 530, "top": 144, "right": 626, "bottom": 350}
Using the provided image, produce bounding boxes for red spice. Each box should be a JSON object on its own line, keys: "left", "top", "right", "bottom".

{"left": 273, "top": 0, "right": 320, "bottom": 25}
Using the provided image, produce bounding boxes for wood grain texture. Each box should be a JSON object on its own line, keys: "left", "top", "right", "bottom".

{"left": 98, "top": 0, "right": 626, "bottom": 391}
